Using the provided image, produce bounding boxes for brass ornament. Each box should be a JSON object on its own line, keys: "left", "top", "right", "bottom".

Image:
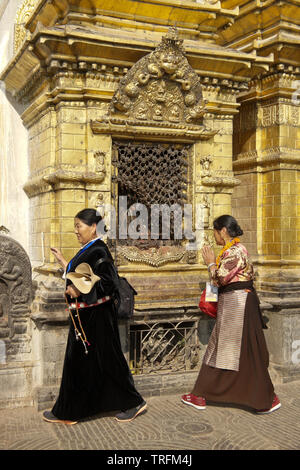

{"left": 14, "top": 0, "right": 39, "bottom": 52}
{"left": 109, "top": 27, "right": 206, "bottom": 126}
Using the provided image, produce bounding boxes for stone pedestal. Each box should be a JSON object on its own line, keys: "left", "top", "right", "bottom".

{"left": 29, "top": 276, "right": 68, "bottom": 410}
{"left": 258, "top": 275, "right": 300, "bottom": 383}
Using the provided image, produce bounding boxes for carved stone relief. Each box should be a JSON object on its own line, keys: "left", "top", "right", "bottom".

{"left": 0, "top": 235, "right": 33, "bottom": 359}
{"left": 0, "top": 226, "right": 10, "bottom": 235}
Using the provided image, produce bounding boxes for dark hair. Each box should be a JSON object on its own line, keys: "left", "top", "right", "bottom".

{"left": 213, "top": 215, "right": 243, "bottom": 237}
{"left": 75, "top": 208, "right": 102, "bottom": 226}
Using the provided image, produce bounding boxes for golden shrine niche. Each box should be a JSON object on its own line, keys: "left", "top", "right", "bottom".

{"left": 91, "top": 27, "right": 217, "bottom": 279}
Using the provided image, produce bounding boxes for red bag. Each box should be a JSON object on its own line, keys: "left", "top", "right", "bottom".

{"left": 198, "top": 288, "right": 218, "bottom": 318}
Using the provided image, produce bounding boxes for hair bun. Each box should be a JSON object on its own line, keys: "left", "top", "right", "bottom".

{"left": 95, "top": 213, "right": 102, "bottom": 224}
{"left": 213, "top": 215, "right": 243, "bottom": 238}
{"left": 236, "top": 225, "right": 243, "bottom": 237}
{"left": 75, "top": 208, "right": 103, "bottom": 226}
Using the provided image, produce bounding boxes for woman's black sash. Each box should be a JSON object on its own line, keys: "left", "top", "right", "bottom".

{"left": 219, "top": 280, "right": 254, "bottom": 294}
{"left": 218, "top": 280, "right": 267, "bottom": 329}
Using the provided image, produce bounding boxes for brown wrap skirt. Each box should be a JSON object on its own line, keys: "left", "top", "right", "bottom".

{"left": 192, "top": 281, "right": 275, "bottom": 411}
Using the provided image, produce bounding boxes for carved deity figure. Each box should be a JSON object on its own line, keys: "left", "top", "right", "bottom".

{"left": 0, "top": 235, "right": 32, "bottom": 356}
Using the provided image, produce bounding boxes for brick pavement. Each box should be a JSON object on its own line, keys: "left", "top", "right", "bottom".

{"left": 0, "top": 380, "right": 299, "bottom": 452}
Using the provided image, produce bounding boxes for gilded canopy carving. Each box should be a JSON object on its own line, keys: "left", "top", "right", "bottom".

{"left": 110, "top": 27, "right": 205, "bottom": 124}
{"left": 91, "top": 27, "right": 215, "bottom": 141}
{"left": 14, "top": 0, "right": 39, "bottom": 52}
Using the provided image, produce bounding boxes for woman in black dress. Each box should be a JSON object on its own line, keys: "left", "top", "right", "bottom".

{"left": 43, "top": 209, "right": 147, "bottom": 424}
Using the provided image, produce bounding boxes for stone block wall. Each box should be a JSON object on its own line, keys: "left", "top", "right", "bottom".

{"left": 231, "top": 172, "right": 257, "bottom": 257}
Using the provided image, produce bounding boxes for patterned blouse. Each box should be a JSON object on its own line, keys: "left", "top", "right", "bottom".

{"left": 211, "top": 243, "right": 254, "bottom": 287}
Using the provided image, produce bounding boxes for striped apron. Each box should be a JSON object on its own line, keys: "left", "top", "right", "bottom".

{"left": 203, "top": 282, "right": 252, "bottom": 371}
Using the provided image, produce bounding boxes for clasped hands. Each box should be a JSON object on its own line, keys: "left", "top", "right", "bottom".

{"left": 201, "top": 245, "right": 216, "bottom": 266}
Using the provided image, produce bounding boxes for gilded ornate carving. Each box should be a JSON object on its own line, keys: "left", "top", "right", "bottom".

{"left": 201, "top": 171, "right": 240, "bottom": 188}
{"left": 14, "top": 0, "right": 39, "bottom": 52}
{"left": 200, "top": 156, "right": 213, "bottom": 177}
{"left": 201, "top": 195, "right": 211, "bottom": 229}
{"left": 94, "top": 193, "right": 104, "bottom": 209}
{"left": 116, "top": 245, "right": 196, "bottom": 268}
{"left": 199, "top": 156, "right": 239, "bottom": 188}
{"left": 109, "top": 27, "right": 206, "bottom": 127}
{"left": 260, "top": 102, "right": 299, "bottom": 127}
{"left": 91, "top": 117, "right": 216, "bottom": 141}
{"left": 233, "top": 147, "right": 300, "bottom": 171}
{"left": 232, "top": 150, "right": 258, "bottom": 171}
{"left": 94, "top": 150, "right": 106, "bottom": 181}
{"left": 23, "top": 169, "right": 107, "bottom": 197}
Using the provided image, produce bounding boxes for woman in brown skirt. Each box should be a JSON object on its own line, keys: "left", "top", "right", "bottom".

{"left": 181, "top": 215, "right": 281, "bottom": 414}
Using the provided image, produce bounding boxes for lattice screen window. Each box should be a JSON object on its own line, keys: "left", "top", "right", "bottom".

{"left": 112, "top": 142, "right": 190, "bottom": 244}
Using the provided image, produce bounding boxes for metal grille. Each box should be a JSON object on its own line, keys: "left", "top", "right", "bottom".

{"left": 112, "top": 141, "right": 190, "bottom": 244}
{"left": 129, "top": 320, "right": 200, "bottom": 375}
{"left": 113, "top": 142, "right": 189, "bottom": 207}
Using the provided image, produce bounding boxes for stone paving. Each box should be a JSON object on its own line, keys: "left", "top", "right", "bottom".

{"left": 0, "top": 380, "right": 299, "bottom": 452}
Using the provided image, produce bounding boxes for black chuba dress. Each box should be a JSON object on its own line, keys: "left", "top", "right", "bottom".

{"left": 52, "top": 238, "right": 144, "bottom": 421}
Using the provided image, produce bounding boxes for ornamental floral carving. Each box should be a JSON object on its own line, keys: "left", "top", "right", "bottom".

{"left": 116, "top": 245, "right": 196, "bottom": 268}
{"left": 14, "top": 0, "right": 39, "bottom": 52}
{"left": 109, "top": 27, "right": 206, "bottom": 126}
{"left": 260, "top": 103, "right": 299, "bottom": 127}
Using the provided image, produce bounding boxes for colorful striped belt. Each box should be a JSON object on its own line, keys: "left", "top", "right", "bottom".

{"left": 68, "top": 296, "right": 111, "bottom": 310}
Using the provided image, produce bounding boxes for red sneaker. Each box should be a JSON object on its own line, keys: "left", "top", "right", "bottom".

{"left": 181, "top": 393, "right": 206, "bottom": 410}
{"left": 256, "top": 394, "right": 281, "bottom": 415}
